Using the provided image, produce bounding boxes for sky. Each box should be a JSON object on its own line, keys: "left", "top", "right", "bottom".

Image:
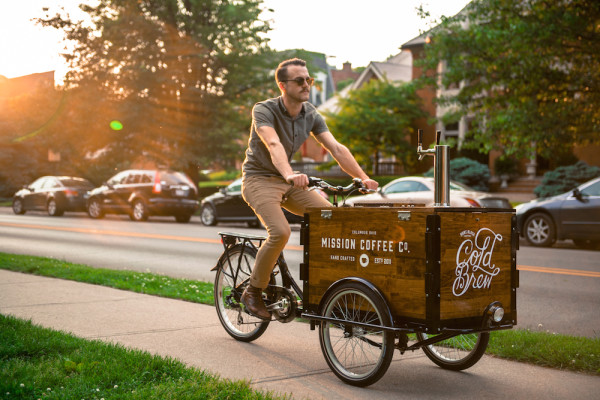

{"left": 0, "top": 0, "right": 471, "bottom": 81}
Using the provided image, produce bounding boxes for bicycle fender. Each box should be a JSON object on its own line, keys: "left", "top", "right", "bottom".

{"left": 210, "top": 252, "right": 228, "bottom": 272}
{"left": 318, "top": 277, "right": 394, "bottom": 326}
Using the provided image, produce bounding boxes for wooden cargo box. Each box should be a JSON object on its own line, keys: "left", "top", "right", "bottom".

{"left": 301, "top": 207, "right": 518, "bottom": 331}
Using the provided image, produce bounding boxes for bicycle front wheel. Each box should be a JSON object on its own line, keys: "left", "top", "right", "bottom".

{"left": 416, "top": 331, "right": 489, "bottom": 370}
{"left": 319, "top": 282, "right": 394, "bottom": 387}
{"left": 214, "top": 244, "right": 269, "bottom": 342}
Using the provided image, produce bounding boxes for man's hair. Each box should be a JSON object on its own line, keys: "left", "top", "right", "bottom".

{"left": 276, "top": 58, "right": 306, "bottom": 83}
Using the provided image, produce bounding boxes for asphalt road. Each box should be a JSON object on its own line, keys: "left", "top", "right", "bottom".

{"left": 0, "top": 208, "right": 598, "bottom": 337}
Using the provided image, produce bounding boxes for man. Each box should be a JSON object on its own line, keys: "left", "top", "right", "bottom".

{"left": 240, "top": 58, "right": 378, "bottom": 320}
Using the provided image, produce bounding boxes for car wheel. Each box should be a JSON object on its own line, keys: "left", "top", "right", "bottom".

{"left": 200, "top": 204, "right": 217, "bottom": 226}
{"left": 87, "top": 198, "right": 104, "bottom": 219}
{"left": 131, "top": 200, "right": 149, "bottom": 222}
{"left": 47, "top": 199, "right": 64, "bottom": 216}
{"left": 524, "top": 212, "right": 555, "bottom": 247}
{"left": 12, "top": 198, "right": 25, "bottom": 215}
{"left": 175, "top": 214, "right": 192, "bottom": 223}
{"left": 573, "top": 239, "right": 600, "bottom": 250}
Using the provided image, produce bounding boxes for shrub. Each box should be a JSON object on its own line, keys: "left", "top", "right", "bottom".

{"left": 494, "top": 156, "right": 519, "bottom": 177}
{"left": 425, "top": 157, "right": 490, "bottom": 191}
{"left": 534, "top": 161, "right": 600, "bottom": 198}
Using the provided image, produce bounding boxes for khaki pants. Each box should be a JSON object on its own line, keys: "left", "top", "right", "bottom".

{"left": 242, "top": 175, "right": 331, "bottom": 289}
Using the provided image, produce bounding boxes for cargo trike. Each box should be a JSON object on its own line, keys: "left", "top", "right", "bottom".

{"left": 212, "top": 131, "right": 518, "bottom": 386}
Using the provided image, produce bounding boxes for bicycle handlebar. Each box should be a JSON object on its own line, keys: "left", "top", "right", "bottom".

{"left": 307, "top": 177, "right": 375, "bottom": 195}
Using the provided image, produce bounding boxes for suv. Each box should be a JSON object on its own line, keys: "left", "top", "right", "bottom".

{"left": 86, "top": 169, "right": 199, "bottom": 223}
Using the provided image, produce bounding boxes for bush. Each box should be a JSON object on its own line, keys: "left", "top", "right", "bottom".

{"left": 494, "top": 156, "right": 519, "bottom": 177}
{"left": 425, "top": 157, "right": 490, "bottom": 191}
{"left": 534, "top": 161, "right": 600, "bottom": 198}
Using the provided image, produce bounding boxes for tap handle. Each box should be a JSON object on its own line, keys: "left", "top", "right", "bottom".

{"left": 417, "top": 129, "right": 423, "bottom": 148}
{"left": 436, "top": 130, "right": 441, "bottom": 146}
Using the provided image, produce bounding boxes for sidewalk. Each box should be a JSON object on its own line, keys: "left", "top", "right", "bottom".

{"left": 1, "top": 269, "right": 597, "bottom": 400}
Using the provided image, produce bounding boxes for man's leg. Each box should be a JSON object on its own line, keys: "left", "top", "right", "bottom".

{"left": 282, "top": 186, "right": 332, "bottom": 215}
{"left": 240, "top": 175, "right": 291, "bottom": 319}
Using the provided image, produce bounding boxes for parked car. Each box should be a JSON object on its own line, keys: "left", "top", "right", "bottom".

{"left": 516, "top": 176, "right": 600, "bottom": 249}
{"left": 344, "top": 176, "right": 511, "bottom": 208}
{"left": 86, "top": 169, "right": 199, "bottom": 223}
{"left": 200, "top": 177, "right": 327, "bottom": 227}
{"left": 12, "top": 176, "right": 95, "bottom": 216}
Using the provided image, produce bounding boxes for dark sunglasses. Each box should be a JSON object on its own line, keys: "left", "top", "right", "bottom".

{"left": 282, "top": 77, "right": 315, "bottom": 86}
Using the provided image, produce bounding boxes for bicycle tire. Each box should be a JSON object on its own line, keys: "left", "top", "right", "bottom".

{"left": 319, "top": 281, "right": 395, "bottom": 387}
{"left": 214, "top": 244, "right": 270, "bottom": 342}
{"left": 416, "top": 331, "right": 489, "bottom": 370}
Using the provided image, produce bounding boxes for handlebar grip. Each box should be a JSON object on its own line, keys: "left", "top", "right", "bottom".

{"left": 436, "top": 130, "right": 441, "bottom": 145}
{"left": 417, "top": 129, "right": 423, "bottom": 147}
{"left": 307, "top": 177, "right": 322, "bottom": 188}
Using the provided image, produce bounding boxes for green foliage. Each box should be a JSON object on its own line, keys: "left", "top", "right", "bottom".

{"left": 336, "top": 78, "right": 355, "bottom": 91}
{"left": 35, "top": 0, "right": 276, "bottom": 171}
{"left": 324, "top": 80, "right": 427, "bottom": 175}
{"left": 534, "top": 161, "right": 600, "bottom": 198}
{"left": 418, "top": 0, "right": 600, "bottom": 159}
{"left": 425, "top": 157, "right": 490, "bottom": 191}
{"left": 494, "top": 155, "right": 519, "bottom": 177}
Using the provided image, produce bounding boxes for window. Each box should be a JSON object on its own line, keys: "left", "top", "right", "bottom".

{"left": 42, "top": 178, "right": 59, "bottom": 189}
{"left": 125, "top": 174, "right": 141, "bottom": 184}
{"left": 108, "top": 172, "right": 128, "bottom": 185}
{"left": 582, "top": 181, "right": 600, "bottom": 196}
{"left": 384, "top": 180, "right": 428, "bottom": 194}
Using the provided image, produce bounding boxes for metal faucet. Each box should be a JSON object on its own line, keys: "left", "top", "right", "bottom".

{"left": 416, "top": 129, "right": 450, "bottom": 207}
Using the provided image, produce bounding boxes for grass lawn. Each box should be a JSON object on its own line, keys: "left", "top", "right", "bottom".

{"left": 0, "top": 314, "right": 282, "bottom": 400}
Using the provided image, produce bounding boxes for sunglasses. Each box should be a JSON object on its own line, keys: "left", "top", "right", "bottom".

{"left": 282, "top": 77, "right": 315, "bottom": 86}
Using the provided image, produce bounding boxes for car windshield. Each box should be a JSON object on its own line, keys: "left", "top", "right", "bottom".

{"left": 581, "top": 180, "right": 600, "bottom": 196}
{"left": 159, "top": 171, "right": 194, "bottom": 187}
{"left": 449, "top": 181, "right": 474, "bottom": 191}
{"left": 58, "top": 178, "right": 94, "bottom": 189}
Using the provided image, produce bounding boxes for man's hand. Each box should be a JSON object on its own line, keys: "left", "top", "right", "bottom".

{"left": 362, "top": 178, "right": 379, "bottom": 191}
{"left": 286, "top": 173, "right": 309, "bottom": 189}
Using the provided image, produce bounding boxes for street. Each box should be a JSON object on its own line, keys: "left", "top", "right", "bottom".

{"left": 0, "top": 208, "right": 598, "bottom": 337}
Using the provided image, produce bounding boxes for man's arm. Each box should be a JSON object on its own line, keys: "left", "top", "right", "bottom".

{"left": 314, "top": 131, "right": 379, "bottom": 190}
{"left": 255, "top": 125, "right": 309, "bottom": 187}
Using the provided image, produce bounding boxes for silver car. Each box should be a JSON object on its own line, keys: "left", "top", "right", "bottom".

{"left": 344, "top": 176, "right": 511, "bottom": 208}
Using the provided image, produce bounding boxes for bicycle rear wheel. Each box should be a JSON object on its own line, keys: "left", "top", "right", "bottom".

{"left": 319, "top": 282, "right": 394, "bottom": 387}
{"left": 214, "top": 244, "right": 269, "bottom": 342}
{"left": 416, "top": 331, "right": 489, "bottom": 370}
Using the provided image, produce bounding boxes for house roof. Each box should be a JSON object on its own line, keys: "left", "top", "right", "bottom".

{"left": 317, "top": 50, "right": 413, "bottom": 114}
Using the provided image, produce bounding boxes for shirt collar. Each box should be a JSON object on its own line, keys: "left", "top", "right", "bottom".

{"left": 278, "top": 96, "right": 306, "bottom": 117}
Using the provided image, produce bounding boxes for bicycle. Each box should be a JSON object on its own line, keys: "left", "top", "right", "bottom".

{"left": 212, "top": 133, "right": 517, "bottom": 387}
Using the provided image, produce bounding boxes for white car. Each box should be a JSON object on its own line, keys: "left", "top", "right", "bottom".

{"left": 344, "top": 176, "right": 511, "bottom": 208}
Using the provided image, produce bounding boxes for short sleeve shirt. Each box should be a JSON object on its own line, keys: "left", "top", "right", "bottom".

{"left": 242, "top": 97, "right": 329, "bottom": 177}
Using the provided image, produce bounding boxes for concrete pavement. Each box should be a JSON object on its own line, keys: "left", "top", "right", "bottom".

{"left": 1, "top": 269, "right": 598, "bottom": 400}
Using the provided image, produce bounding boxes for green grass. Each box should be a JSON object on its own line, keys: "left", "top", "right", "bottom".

{"left": 1, "top": 252, "right": 599, "bottom": 377}
{"left": 0, "top": 253, "right": 214, "bottom": 305}
{"left": 0, "top": 315, "right": 282, "bottom": 400}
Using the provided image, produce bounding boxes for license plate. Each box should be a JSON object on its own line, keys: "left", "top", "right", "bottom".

{"left": 175, "top": 189, "right": 186, "bottom": 197}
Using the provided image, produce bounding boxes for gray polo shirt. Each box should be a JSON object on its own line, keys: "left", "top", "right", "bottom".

{"left": 242, "top": 97, "right": 329, "bottom": 177}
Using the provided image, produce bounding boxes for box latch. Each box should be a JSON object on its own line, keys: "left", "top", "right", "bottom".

{"left": 321, "top": 210, "right": 333, "bottom": 219}
{"left": 397, "top": 211, "right": 411, "bottom": 221}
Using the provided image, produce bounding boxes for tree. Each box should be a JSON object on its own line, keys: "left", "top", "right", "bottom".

{"left": 418, "top": 0, "right": 600, "bottom": 158}
{"left": 37, "top": 0, "right": 275, "bottom": 176}
{"left": 324, "top": 80, "right": 427, "bottom": 175}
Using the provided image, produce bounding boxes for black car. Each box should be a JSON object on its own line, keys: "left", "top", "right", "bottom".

{"left": 199, "top": 178, "right": 321, "bottom": 227}
{"left": 12, "top": 176, "right": 95, "bottom": 216}
{"left": 86, "top": 169, "right": 199, "bottom": 223}
{"left": 516, "top": 177, "right": 600, "bottom": 249}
